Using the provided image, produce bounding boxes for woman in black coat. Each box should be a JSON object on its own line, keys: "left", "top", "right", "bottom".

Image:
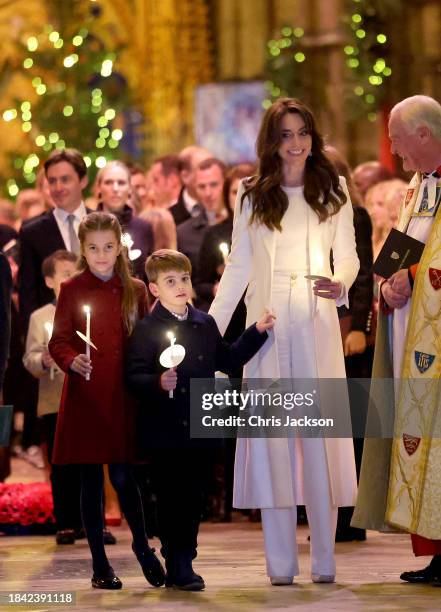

{"left": 96, "top": 161, "right": 154, "bottom": 281}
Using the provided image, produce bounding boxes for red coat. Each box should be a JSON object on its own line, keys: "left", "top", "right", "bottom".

{"left": 49, "top": 268, "right": 148, "bottom": 464}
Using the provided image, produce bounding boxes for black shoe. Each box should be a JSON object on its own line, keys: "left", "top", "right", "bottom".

{"left": 103, "top": 529, "right": 117, "bottom": 545}
{"left": 91, "top": 568, "right": 122, "bottom": 590}
{"left": 56, "top": 529, "right": 75, "bottom": 545}
{"left": 166, "top": 573, "right": 205, "bottom": 591}
{"left": 335, "top": 528, "right": 366, "bottom": 542}
{"left": 400, "top": 566, "right": 437, "bottom": 583}
{"left": 165, "top": 554, "right": 205, "bottom": 591}
{"left": 132, "top": 543, "right": 165, "bottom": 587}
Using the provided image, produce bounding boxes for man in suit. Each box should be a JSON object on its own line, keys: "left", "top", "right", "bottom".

{"left": 170, "top": 146, "right": 212, "bottom": 226}
{"left": 177, "top": 158, "right": 226, "bottom": 284}
{"left": 18, "top": 149, "right": 89, "bottom": 330}
{"left": 150, "top": 155, "right": 182, "bottom": 210}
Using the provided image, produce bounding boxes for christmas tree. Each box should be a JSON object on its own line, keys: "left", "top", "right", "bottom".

{"left": 1, "top": 1, "right": 130, "bottom": 197}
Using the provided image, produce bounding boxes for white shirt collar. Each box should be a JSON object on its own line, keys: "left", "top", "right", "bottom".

{"left": 182, "top": 189, "right": 198, "bottom": 213}
{"left": 53, "top": 202, "right": 87, "bottom": 222}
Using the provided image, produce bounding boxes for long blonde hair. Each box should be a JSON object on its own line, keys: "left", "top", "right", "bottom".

{"left": 78, "top": 211, "right": 139, "bottom": 334}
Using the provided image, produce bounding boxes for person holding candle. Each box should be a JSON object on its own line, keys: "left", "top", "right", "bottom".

{"left": 95, "top": 160, "right": 154, "bottom": 281}
{"left": 23, "top": 250, "right": 86, "bottom": 544}
{"left": 125, "top": 249, "right": 274, "bottom": 590}
{"left": 49, "top": 212, "right": 165, "bottom": 590}
{"left": 209, "top": 98, "right": 360, "bottom": 584}
{"left": 195, "top": 163, "right": 255, "bottom": 312}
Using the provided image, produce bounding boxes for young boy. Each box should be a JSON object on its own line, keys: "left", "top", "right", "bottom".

{"left": 126, "top": 249, "right": 274, "bottom": 591}
{"left": 23, "top": 250, "right": 83, "bottom": 543}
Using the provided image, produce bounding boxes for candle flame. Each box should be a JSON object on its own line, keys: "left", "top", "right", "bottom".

{"left": 83, "top": 305, "right": 91, "bottom": 314}
{"left": 219, "top": 242, "right": 229, "bottom": 257}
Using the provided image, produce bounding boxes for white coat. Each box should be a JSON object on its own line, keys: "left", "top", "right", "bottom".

{"left": 209, "top": 178, "right": 359, "bottom": 508}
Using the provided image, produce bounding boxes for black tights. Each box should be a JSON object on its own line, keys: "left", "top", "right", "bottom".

{"left": 80, "top": 463, "right": 148, "bottom": 576}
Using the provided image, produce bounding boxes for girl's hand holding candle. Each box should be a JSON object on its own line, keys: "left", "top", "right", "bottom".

{"left": 75, "top": 305, "right": 97, "bottom": 380}
{"left": 70, "top": 353, "right": 92, "bottom": 378}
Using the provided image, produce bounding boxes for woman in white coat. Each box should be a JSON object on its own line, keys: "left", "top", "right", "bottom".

{"left": 209, "top": 98, "right": 359, "bottom": 584}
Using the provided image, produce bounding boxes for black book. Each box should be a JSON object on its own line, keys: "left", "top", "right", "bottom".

{"left": 373, "top": 228, "right": 425, "bottom": 279}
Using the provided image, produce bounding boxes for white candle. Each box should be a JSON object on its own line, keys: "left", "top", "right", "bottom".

{"left": 44, "top": 322, "right": 54, "bottom": 380}
{"left": 84, "top": 305, "right": 91, "bottom": 381}
{"left": 166, "top": 331, "right": 176, "bottom": 398}
{"left": 219, "top": 242, "right": 229, "bottom": 264}
{"left": 314, "top": 251, "right": 324, "bottom": 275}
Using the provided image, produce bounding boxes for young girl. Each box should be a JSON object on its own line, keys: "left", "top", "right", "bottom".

{"left": 49, "top": 211, "right": 164, "bottom": 590}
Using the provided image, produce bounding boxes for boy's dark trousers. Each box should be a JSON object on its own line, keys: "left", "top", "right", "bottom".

{"left": 149, "top": 447, "right": 207, "bottom": 562}
{"left": 41, "top": 413, "right": 82, "bottom": 531}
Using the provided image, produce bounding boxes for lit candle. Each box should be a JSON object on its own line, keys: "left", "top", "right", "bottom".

{"left": 159, "top": 331, "right": 186, "bottom": 399}
{"left": 314, "top": 251, "right": 324, "bottom": 275}
{"left": 44, "top": 322, "right": 54, "bottom": 380}
{"left": 219, "top": 242, "right": 229, "bottom": 265}
{"left": 167, "top": 331, "right": 176, "bottom": 399}
{"left": 84, "top": 305, "right": 91, "bottom": 381}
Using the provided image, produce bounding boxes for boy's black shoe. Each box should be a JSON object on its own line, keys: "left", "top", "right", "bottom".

{"left": 91, "top": 567, "right": 122, "bottom": 590}
{"left": 165, "top": 553, "right": 205, "bottom": 591}
{"left": 132, "top": 543, "right": 165, "bottom": 587}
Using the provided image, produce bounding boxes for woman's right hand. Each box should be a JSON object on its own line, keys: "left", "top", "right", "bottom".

{"left": 160, "top": 368, "right": 177, "bottom": 392}
{"left": 70, "top": 354, "right": 92, "bottom": 378}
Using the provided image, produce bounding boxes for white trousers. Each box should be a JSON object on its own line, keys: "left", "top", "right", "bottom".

{"left": 261, "top": 272, "right": 337, "bottom": 578}
{"left": 261, "top": 437, "right": 337, "bottom": 577}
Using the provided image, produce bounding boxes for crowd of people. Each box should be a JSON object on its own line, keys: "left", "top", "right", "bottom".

{"left": 0, "top": 93, "right": 440, "bottom": 592}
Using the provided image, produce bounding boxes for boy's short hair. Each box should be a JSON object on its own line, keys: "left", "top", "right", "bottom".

{"left": 145, "top": 249, "right": 192, "bottom": 283}
{"left": 42, "top": 250, "right": 78, "bottom": 278}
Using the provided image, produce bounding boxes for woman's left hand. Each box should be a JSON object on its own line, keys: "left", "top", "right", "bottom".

{"left": 313, "top": 279, "right": 342, "bottom": 300}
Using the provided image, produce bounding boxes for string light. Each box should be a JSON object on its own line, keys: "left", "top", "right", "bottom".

{"left": 262, "top": 0, "right": 398, "bottom": 122}
{"left": 27, "top": 37, "right": 39, "bottom": 52}
{"left": 4, "top": 22, "right": 124, "bottom": 193}
{"left": 2, "top": 109, "right": 17, "bottom": 121}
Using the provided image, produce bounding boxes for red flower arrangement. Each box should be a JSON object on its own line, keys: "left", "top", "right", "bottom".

{"left": 0, "top": 483, "right": 55, "bottom": 526}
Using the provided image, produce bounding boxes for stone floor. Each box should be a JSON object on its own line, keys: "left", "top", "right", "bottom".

{"left": 1, "top": 522, "right": 440, "bottom": 611}
{"left": 1, "top": 457, "right": 440, "bottom": 611}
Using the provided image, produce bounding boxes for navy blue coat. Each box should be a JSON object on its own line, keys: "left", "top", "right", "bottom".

{"left": 125, "top": 301, "right": 267, "bottom": 450}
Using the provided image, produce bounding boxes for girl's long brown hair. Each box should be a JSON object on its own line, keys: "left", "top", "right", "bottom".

{"left": 242, "top": 98, "right": 346, "bottom": 230}
{"left": 78, "top": 211, "right": 139, "bottom": 335}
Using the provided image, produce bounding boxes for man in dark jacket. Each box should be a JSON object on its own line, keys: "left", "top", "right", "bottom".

{"left": 177, "top": 158, "right": 226, "bottom": 282}
{"left": 18, "top": 149, "right": 89, "bottom": 330}
{"left": 170, "top": 146, "right": 211, "bottom": 226}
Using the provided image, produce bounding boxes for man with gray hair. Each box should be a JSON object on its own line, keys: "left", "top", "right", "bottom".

{"left": 353, "top": 95, "right": 441, "bottom": 585}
